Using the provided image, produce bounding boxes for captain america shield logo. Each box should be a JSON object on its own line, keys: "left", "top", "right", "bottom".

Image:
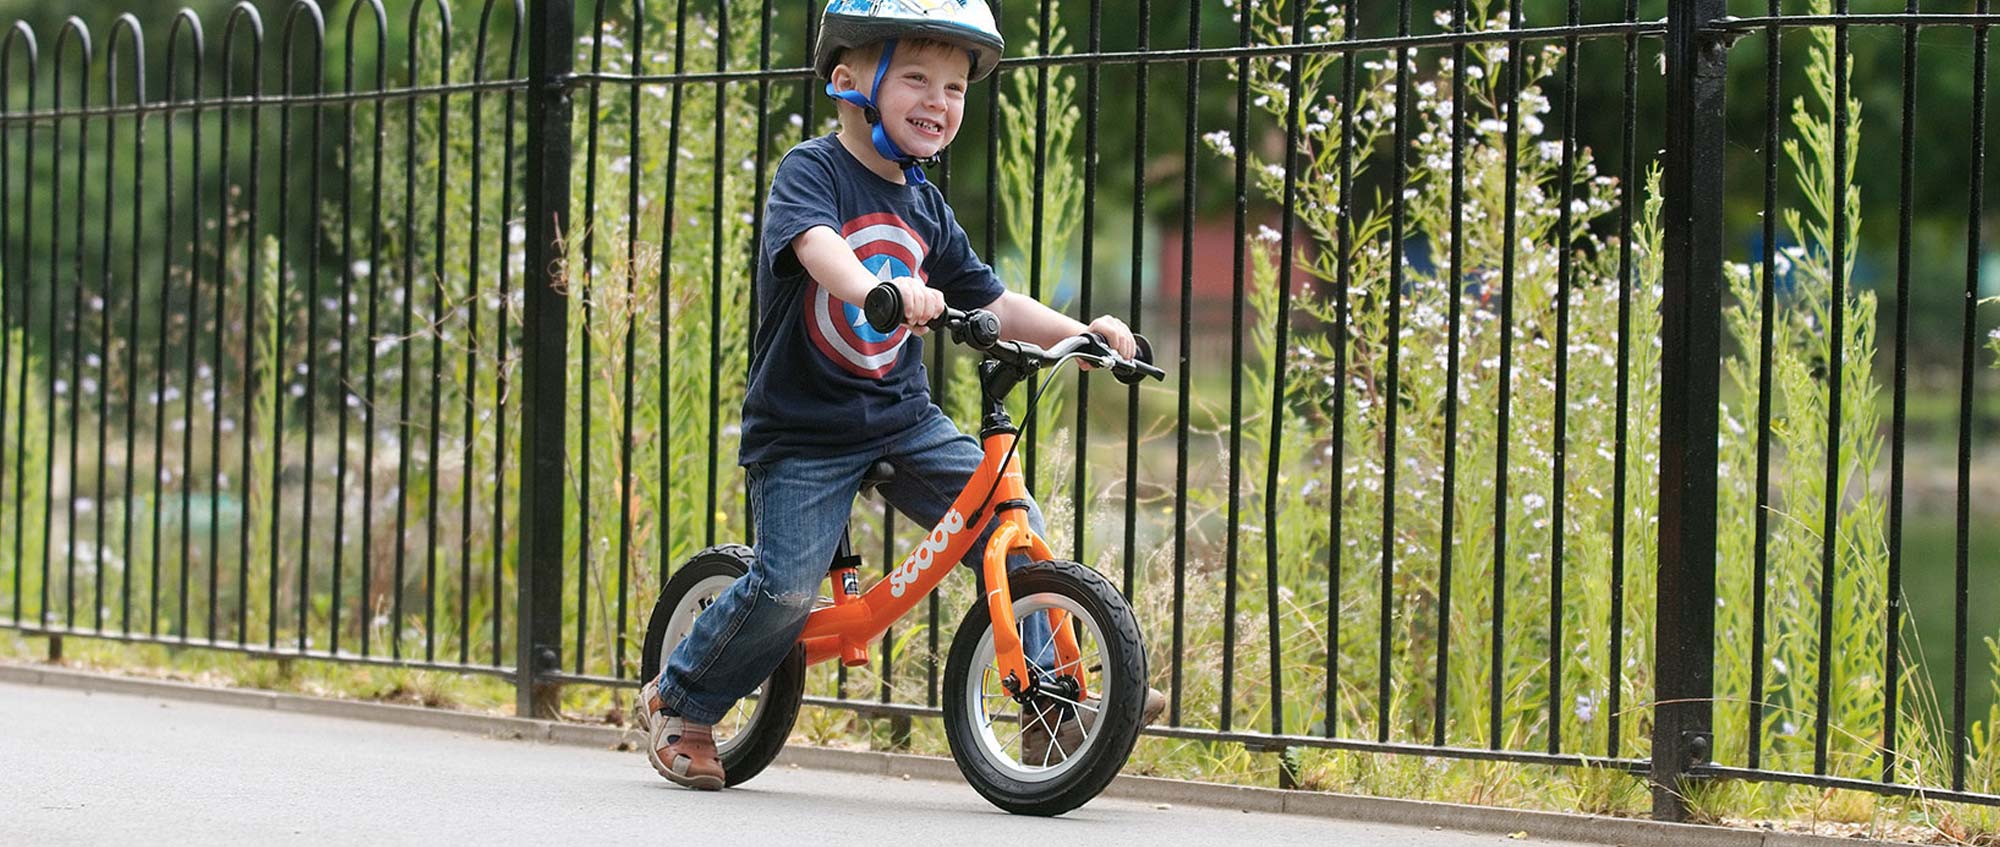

{"left": 805, "top": 213, "right": 931, "bottom": 379}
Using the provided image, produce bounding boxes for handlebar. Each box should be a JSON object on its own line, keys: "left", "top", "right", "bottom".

{"left": 865, "top": 281, "right": 1166, "bottom": 385}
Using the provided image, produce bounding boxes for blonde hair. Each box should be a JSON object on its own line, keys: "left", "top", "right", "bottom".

{"left": 831, "top": 37, "right": 973, "bottom": 96}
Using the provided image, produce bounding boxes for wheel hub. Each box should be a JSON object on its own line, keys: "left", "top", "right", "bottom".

{"left": 1016, "top": 672, "right": 1081, "bottom": 720}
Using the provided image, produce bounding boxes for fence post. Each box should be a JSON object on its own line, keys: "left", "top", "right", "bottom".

{"left": 516, "top": 0, "right": 574, "bottom": 719}
{"left": 1652, "top": 0, "right": 1727, "bottom": 823}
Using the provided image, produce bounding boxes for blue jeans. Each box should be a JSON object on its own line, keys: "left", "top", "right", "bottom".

{"left": 653, "top": 409, "right": 1052, "bottom": 725}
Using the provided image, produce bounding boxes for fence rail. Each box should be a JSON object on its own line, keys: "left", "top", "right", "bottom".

{"left": 0, "top": 0, "right": 1994, "bottom": 823}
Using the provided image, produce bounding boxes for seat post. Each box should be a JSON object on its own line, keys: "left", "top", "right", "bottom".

{"left": 829, "top": 524, "right": 862, "bottom": 601}
{"left": 828, "top": 524, "right": 870, "bottom": 667}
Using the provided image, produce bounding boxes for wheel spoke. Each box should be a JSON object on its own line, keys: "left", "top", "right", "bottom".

{"left": 1047, "top": 726, "right": 1070, "bottom": 767}
{"left": 1034, "top": 652, "right": 1093, "bottom": 682}
{"left": 1033, "top": 689, "right": 1102, "bottom": 716}
{"left": 997, "top": 717, "right": 1032, "bottom": 752}
{"left": 998, "top": 703, "right": 1053, "bottom": 755}
{"left": 980, "top": 666, "right": 1009, "bottom": 728}
{"left": 1051, "top": 608, "right": 1076, "bottom": 644}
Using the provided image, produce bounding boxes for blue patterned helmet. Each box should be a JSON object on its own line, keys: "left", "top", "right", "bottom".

{"left": 814, "top": 0, "right": 1005, "bottom": 83}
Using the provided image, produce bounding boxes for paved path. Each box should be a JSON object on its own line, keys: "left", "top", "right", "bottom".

{"left": 1, "top": 680, "right": 1607, "bottom": 846}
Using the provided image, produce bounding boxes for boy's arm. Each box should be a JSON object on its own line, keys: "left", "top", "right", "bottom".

{"left": 791, "top": 226, "right": 946, "bottom": 334}
{"left": 983, "top": 291, "right": 1137, "bottom": 361}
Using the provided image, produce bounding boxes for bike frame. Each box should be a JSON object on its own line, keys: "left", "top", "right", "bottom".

{"left": 794, "top": 360, "right": 1083, "bottom": 698}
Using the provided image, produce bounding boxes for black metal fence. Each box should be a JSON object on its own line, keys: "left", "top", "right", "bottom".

{"left": 0, "top": 0, "right": 1994, "bottom": 823}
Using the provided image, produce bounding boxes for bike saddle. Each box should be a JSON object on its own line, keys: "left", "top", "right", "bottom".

{"left": 858, "top": 459, "right": 896, "bottom": 499}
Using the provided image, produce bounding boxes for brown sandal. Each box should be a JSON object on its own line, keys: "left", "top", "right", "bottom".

{"left": 647, "top": 715, "right": 726, "bottom": 791}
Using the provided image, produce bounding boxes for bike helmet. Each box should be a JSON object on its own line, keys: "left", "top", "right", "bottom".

{"left": 814, "top": 0, "right": 1004, "bottom": 83}
{"left": 814, "top": 0, "right": 1005, "bottom": 184}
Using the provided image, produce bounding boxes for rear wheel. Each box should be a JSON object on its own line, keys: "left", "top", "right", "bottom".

{"left": 639, "top": 545, "right": 805, "bottom": 787}
{"left": 941, "top": 560, "right": 1147, "bottom": 816}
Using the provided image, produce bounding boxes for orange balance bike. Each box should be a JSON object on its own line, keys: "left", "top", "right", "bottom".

{"left": 639, "top": 281, "right": 1167, "bottom": 816}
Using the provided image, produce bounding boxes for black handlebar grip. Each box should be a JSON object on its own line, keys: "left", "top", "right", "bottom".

{"left": 864, "top": 282, "right": 903, "bottom": 334}
{"left": 1115, "top": 333, "right": 1165, "bottom": 385}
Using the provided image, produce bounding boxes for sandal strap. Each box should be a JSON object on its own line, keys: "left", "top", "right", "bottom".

{"left": 660, "top": 716, "right": 714, "bottom": 743}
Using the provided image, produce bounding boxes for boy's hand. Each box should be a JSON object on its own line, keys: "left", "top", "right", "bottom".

{"left": 1086, "top": 315, "right": 1137, "bottom": 360}
{"left": 891, "top": 276, "right": 944, "bottom": 336}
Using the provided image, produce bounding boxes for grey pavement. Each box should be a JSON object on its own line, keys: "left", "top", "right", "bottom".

{"left": 0, "top": 679, "right": 1604, "bottom": 846}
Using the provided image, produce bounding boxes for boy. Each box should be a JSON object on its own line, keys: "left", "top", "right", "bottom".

{"left": 635, "top": 0, "right": 1162, "bottom": 790}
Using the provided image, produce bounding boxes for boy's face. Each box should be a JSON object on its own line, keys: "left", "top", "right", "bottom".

{"left": 840, "top": 42, "right": 970, "bottom": 161}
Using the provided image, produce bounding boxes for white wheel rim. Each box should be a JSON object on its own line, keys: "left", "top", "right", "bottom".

{"left": 958, "top": 591, "right": 1112, "bottom": 783}
{"left": 663, "top": 572, "right": 771, "bottom": 757}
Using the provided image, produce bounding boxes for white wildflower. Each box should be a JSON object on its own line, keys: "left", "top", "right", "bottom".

{"left": 1202, "top": 130, "right": 1237, "bottom": 158}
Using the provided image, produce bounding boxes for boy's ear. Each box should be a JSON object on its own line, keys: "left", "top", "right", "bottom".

{"left": 829, "top": 62, "right": 864, "bottom": 96}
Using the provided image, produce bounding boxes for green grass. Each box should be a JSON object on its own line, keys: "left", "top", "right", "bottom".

{"left": 1899, "top": 512, "right": 2000, "bottom": 726}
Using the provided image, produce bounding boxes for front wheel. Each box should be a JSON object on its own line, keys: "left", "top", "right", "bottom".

{"left": 942, "top": 560, "right": 1148, "bottom": 816}
{"left": 639, "top": 544, "right": 805, "bottom": 787}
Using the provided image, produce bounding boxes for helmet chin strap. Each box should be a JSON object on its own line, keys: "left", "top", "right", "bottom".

{"left": 823, "top": 38, "right": 939, "bottom": 185}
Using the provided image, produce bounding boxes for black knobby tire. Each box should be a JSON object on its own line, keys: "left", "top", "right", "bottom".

{"left": 638, "top": 545, "right": 805, "bottom": 788}
{"left": 941, "top": 560, "right": 1148, "bottom": 816}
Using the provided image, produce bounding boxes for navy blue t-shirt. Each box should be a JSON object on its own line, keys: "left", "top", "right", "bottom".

{"left": 738, "top": 134, "right": 1005, "bottom": 466}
